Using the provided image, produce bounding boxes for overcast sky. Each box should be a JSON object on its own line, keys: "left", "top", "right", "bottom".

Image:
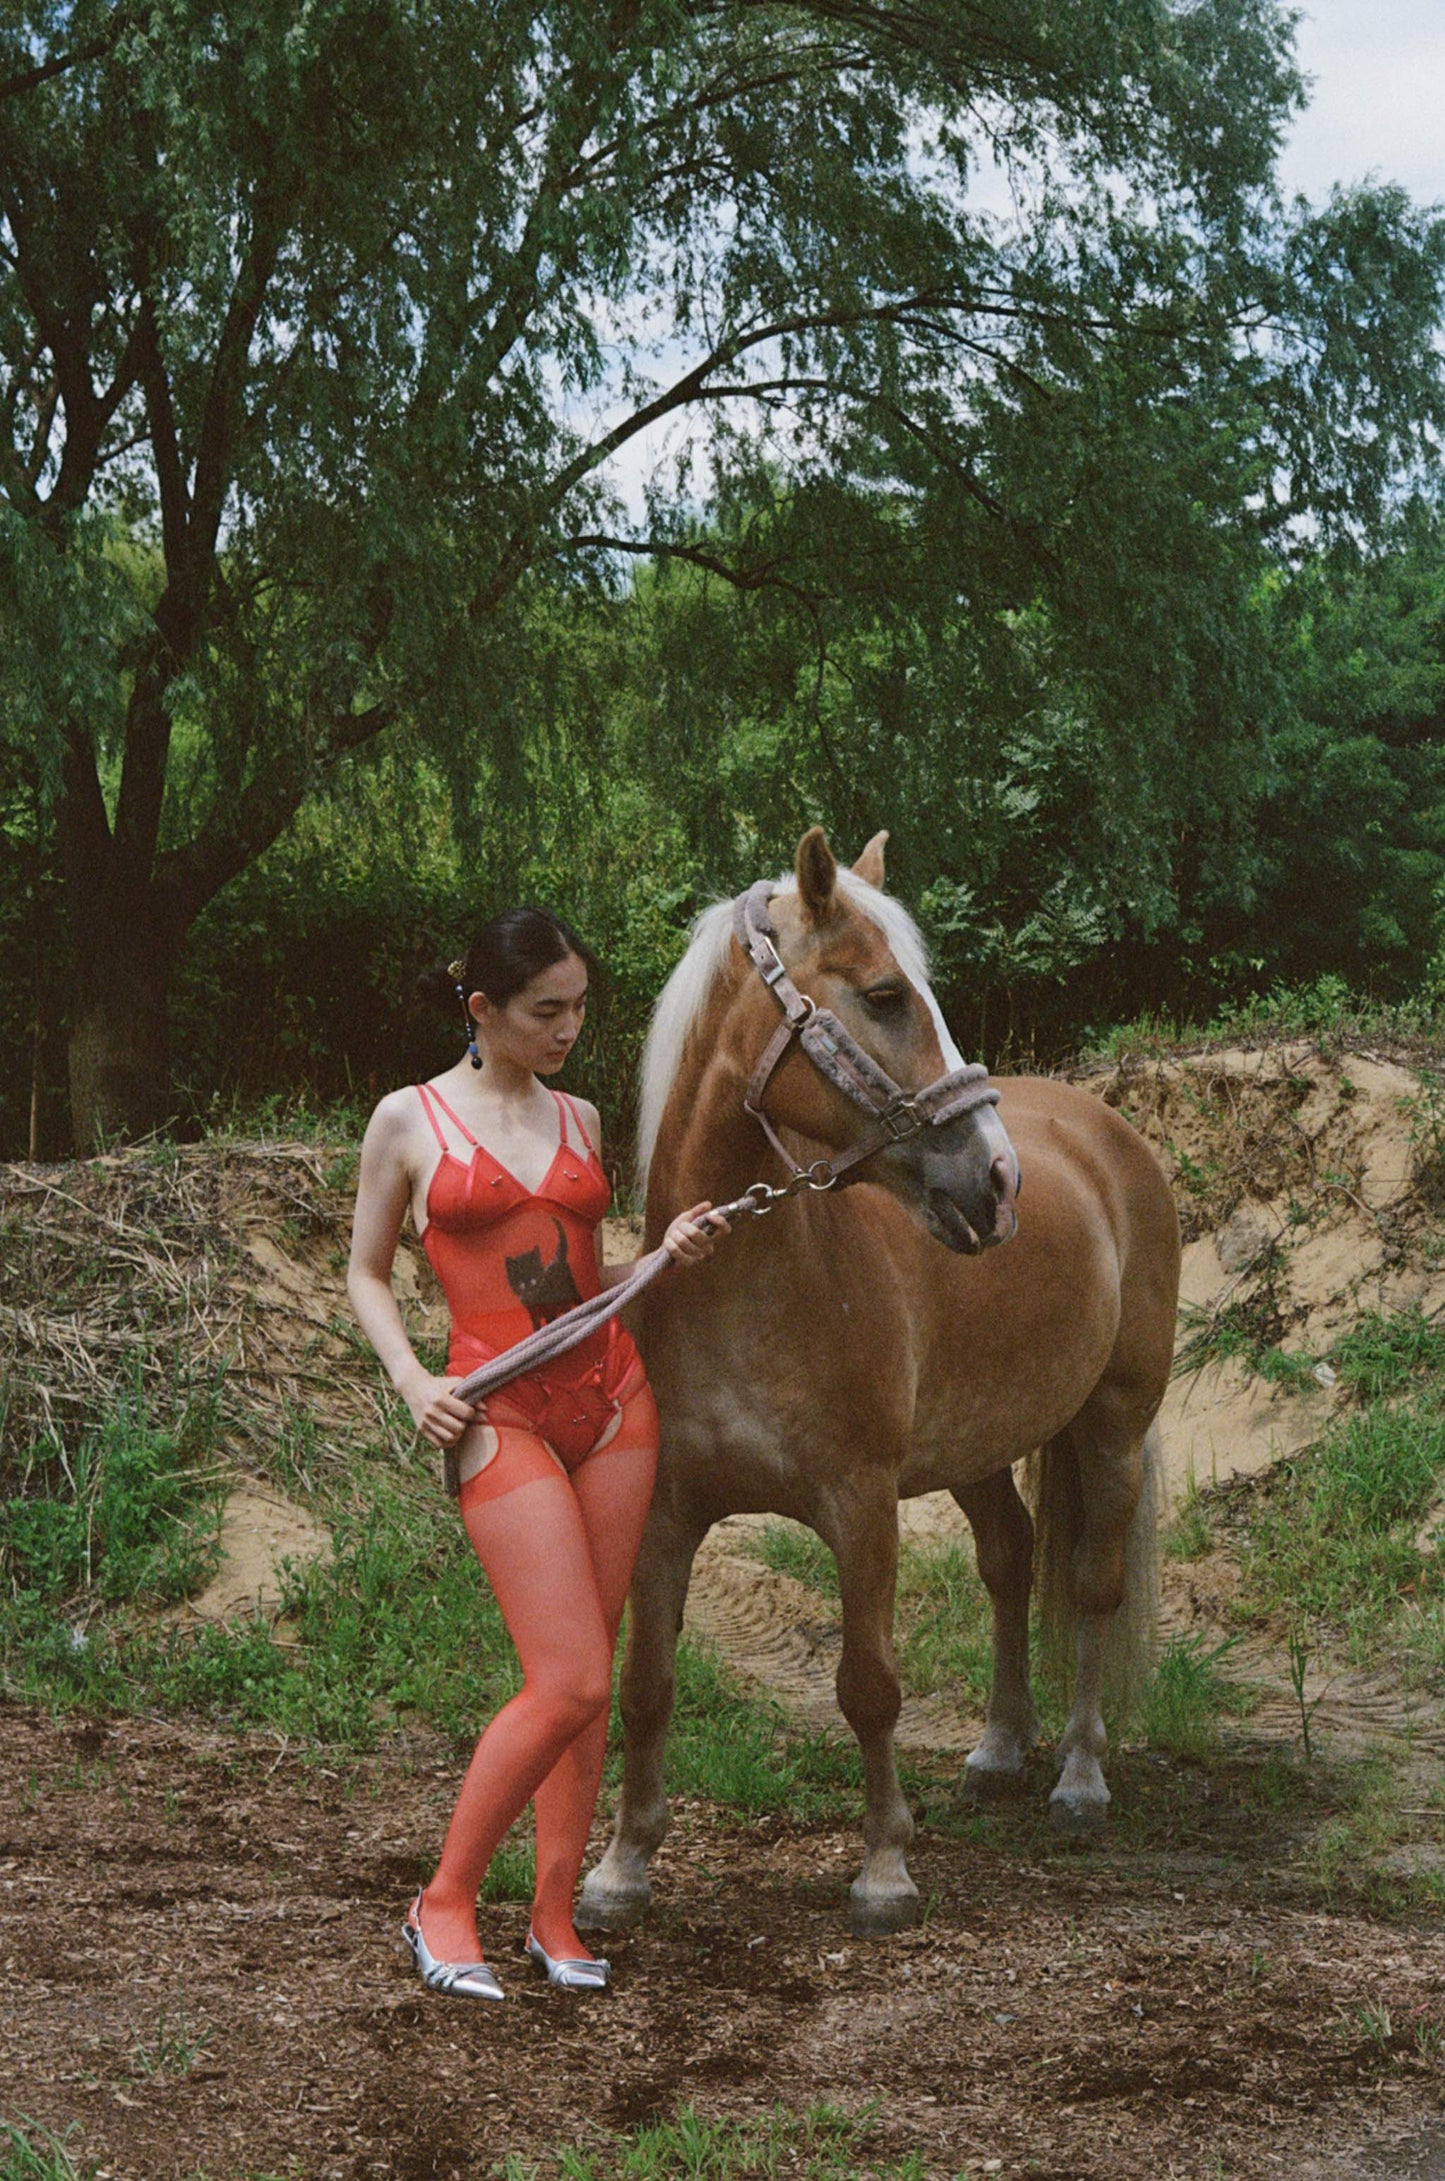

{"left": 1280, "top": 0, "right": 1445, "bottom": 205}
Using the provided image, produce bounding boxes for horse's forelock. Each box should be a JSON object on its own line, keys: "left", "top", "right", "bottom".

{"left": 635, "top": 869, "right": 965, "bottom": 1186}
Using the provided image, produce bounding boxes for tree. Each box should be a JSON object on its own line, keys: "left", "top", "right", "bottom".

{"left": 2, "top": 0, "right": 1441, "bottom": 1144}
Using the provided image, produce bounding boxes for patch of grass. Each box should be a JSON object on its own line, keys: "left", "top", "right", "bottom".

{"left": 128, "top": 2004, "right": 214, "bottom": 2082}
{"left": 666, "top": 1635, "right": 859, "bottom": 1819}
{"left": 195, "top": 1084, "right": 373, "bottom": 1149}
{"left": 893, "top": 1538, "right": 993, "bottom": 1707}
{"left": 0, "top": 1376, "right": 225, "bottom": 1608}
{"left": 0, "top": 1447, "right": 862, "bottom": 1821}
{"left": 1143, "top": 1632, "right": 1252, "bottom": 1760}
{"left": 752, "top": 1522, "right": 839, "bottom": 1599}
{"left": 1173, "top": 1252, "right": 1310, "bottom": 1389}
{"left": 1239, "top": 1396, "right": 1445, "bottom": 1656}
{"left": 0, "top": 2117, "right": 91, "bottom": 2181}
{"left": 1083, "top": 977, "right": 1445, "bottom": 1064}
{"left": 0, "top": 1458, "right": 517, "bottom": 1744}
{"left": 1330, "top": 1307, "right": 1445, "bottom": 1402}
{"left": 479, "top": 1838, "right": 535, "bottom": 1906}
{"left": 1164, "top": 1469, "right": 1216, "bottom": 1561}
{"left": 511, "top": 2103, "right": 918, "bottom": 2181}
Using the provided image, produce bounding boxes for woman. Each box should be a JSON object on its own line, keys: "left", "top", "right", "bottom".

{"left": 348, "top": 908, "right": 720, "bottom": 1999}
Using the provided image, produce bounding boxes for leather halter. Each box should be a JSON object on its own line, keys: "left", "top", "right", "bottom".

{"left": 731, "top": 881, "right": 1000, "bottom": 1188}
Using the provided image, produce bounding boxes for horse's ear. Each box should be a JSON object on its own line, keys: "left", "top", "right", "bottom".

{"left": 852, "top": 831, "right": 888, "bottom": 889}
{"left": 795, "top": 826, "right": 838, "bottom": 922}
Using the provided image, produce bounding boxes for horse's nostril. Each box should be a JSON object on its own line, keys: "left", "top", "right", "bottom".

{"left": 989, "top": 1152, "right": 1020, "bottom": 1233}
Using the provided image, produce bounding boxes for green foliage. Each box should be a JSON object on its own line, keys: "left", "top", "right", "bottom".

{"left": 666, "top": 1637, "right": 860, "bottom": 1818}
{"left": 1143, "top": 1633, "right": 1251, "bottom": 1759}
{"left": 6, "top": 0, "right": 1445, "bottom": 1147}
{"left": 1164, "top": 1471, "right": 1217, "bottom": 1562}
{"left": 522, "top": 2105, "right": 906, "bottom": 2181}
{"left": 1240, "top": 1398, "right": 1445, "bottom": 1649}
{"left": 0, "top": 1382, "right": 224, "bottom": 1608}
{"left": 0, "top": 2116, "right": 90, "bottom": 2181}
{"left": 894, "top": 1539, "right": 995, "bottom": 1709}
{"left": 1331, "top": 1308, "right": 1445, "bottom": 1401}
{"left": 753, "top": 1524, "right": 839, "bottom": 1600}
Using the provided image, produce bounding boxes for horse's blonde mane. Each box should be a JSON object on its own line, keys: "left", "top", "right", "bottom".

{"left": 636, "top": 869, "right": 961, "bottom": 1186}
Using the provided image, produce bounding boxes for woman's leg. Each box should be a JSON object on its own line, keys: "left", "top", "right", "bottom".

{"left": 528, "top": 1393, "right": 659, "bottom": 1958}
{"left": 418, "top": 1437, "right": 613, "bottom": 1965}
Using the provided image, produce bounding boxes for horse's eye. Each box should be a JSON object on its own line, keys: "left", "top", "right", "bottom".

{"left": 862, "top": 985, "right": 907, "bottom": 1015}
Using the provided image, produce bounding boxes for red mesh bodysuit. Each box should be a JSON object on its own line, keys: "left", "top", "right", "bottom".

{"left": 410, "top": 1080, "right": 661, "bottom": 1972}
{"left": 417, "top": 1082, "right": 646, "bottom": 1477}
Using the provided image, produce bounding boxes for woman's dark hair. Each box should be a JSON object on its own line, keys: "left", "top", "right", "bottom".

{"left": 418, "top": 908, "right": 597, "bottom": 1021}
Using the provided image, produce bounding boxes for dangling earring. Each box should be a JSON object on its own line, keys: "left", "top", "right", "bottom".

{"left": 457, "top": 988, "right": 482, "bottom": 1069}
{"left": 450, "top": 962, "right": 482, "bottom": 1070}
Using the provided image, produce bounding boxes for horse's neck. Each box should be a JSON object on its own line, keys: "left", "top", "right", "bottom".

{"left": 645, "top": 994, "right": 779, "bottom": 1245}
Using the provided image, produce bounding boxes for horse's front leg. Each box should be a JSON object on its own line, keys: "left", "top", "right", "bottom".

{"left": 580, "top": 1493, "right": 708, "bottom": 1928}
{"left": 953, "top": 1465, "right": 1039, "bottom": 1794}
{"left": 816, "top": 1469, "right": 917, "bottom": 1936}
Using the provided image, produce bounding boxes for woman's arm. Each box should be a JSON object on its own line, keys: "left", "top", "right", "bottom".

{"left": 347, "top": 1096, "right": 478, "bottom": 1450}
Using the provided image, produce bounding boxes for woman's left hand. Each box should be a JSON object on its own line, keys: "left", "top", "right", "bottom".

{"left": 663, "top": 1200, "right": 729, "bottom": 1265}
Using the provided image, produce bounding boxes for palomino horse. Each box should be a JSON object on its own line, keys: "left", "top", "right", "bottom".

{"left": 582, "top": 828, "right": 1180, "bottom": 1935}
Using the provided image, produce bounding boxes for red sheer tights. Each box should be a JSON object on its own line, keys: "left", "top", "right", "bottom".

{"left": 415, "top": 1393, "right": 658, "bottom": 1969}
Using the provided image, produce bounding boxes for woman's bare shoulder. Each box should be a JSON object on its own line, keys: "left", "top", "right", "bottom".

{"left": 362, "top": 1084, "right": 427, "bottom": 1148}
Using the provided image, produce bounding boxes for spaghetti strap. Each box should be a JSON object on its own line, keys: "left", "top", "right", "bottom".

{"left": 417, "top": 1080, "right": 480, "bottom": 1150}
{"left": 555, "top": 1090, "right": 595, "bottom": 1160}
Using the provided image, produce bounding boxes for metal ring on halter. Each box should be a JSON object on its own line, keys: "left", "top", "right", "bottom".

{"left": 804, "top": 1160, "right": 838, "bottom": 1190}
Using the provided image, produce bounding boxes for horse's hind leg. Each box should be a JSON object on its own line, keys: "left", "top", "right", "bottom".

{"left": 580, "top": 1494, "right": 708, "bottom": 1928}
{"left": 815, "top": 1475, "right": 918, "bottom": 1936}
{"left": 953, "top": 1466, "right": 1039, "bottom": 1795}
{"left": 1037, "top": 1409, "right": 1158, "bottom": 1834}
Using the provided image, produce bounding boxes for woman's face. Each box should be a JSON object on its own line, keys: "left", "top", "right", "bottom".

{"left": 472, "top": 952, "right": 588, "bottom": 1074}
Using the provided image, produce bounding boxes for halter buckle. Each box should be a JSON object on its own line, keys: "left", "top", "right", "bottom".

{"left": 880, "top": 1095, "right": 925, "bottom": 1143}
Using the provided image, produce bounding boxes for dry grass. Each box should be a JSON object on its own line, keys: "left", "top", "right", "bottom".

{"left": 0, "top": 1143, "right": 442, "bottom": 1483}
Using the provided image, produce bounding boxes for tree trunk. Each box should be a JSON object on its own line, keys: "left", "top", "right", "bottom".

{"left": 65, "top": 917, "right": 176, "bottom": 1152}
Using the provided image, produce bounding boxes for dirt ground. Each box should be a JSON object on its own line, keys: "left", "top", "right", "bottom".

{"left": 3, "top": 1700, "right": 1444, "bottom": 2181}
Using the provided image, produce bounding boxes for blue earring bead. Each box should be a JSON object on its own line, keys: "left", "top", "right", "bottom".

{"left": 455, "top": 981, "right": 483, "bottom": 1069}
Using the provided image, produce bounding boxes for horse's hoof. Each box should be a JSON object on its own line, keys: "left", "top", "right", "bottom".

{"left": 960, "top": 1761, "right": 1028, "bottom": 1802}
{"left": 1048, "top": 1795, "right": 1108, "bottom": 1837}
{"left": 847, "top": 1882, "right": 921, "bottom": 1938}
{"left": 578, "top": 1874, "right": 651, "bottom": 1930}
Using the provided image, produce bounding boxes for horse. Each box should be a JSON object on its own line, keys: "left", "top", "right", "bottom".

{"left": 581, "top": 826, "right": 1181, "bottom": 1935}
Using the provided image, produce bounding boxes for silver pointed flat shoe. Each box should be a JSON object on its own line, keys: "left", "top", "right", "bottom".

{"left": 524, "top": 1928, "right": 610, "bottom": 1990}
{"left": 403, "top": 1892, "right": 505, "bottom": 2002}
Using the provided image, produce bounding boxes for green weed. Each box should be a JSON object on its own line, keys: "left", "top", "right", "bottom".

{"left": 1239, "top": 1398, "right": 1445, "bottom": 1651}
{"left": 0, "top": 1378, "right": 224, "bottom": 1607}
{"left": 479, "top": 1838, "right": 535, "bottom": 1905}
{"left": 1329, "top": 1307, "right": 1445, "bottom": 1401}
{"left": 128, "top": 2004, "right": 213, "bottom": 2081}
{"left": 665, "top": 1636, "right": 859, "bottom": 1818}
{"left": 1143, "top": 1632, "right": 1252, "bottom": 1759}
{"left": 526, "top": 2103, "right": 908, "bottom": 2181}
{"left": 1163, "top": 1469, "right": 1216, "bottom": 1561}
{"left": 893, "top": 1538, "right": 993, "bottom": 1707}
{"left": 753, "top": 1523, "right": 839, "bottom": 1599}
{"left": 0, "top": 2117, "right": 91, "bottom": 2181}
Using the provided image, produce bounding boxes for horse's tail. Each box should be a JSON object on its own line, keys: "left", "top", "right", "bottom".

{"left": 1025, "top": 1421, "right": 1161, "bottom": 1726}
